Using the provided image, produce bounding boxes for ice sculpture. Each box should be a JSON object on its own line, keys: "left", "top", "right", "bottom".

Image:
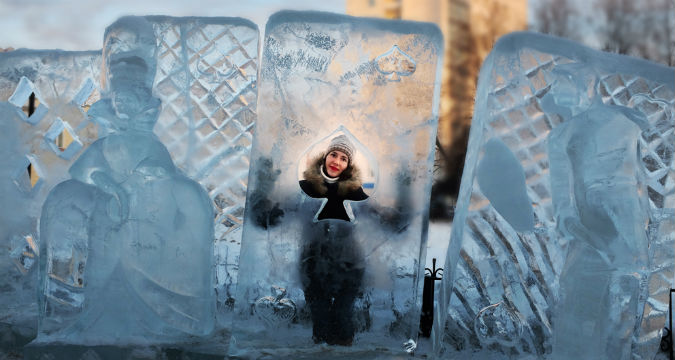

{"left": 37, "top": 16, "right": 215, "bottom": 344}
{"left": 435, "top": 32, "right": 674, "bottom": 359}
{"left": 547, "top": 64, "right": 650, "bottom": 359}
{"left": 0, "top": 49, "right": 101, "bottom": 344}
{"left": 148, "top": 16, "right": 259, "bottom": 329}
{"left": 230, "top": 11, "right": 443, "bottom": 357}
{"left": 0, "top": 104, "right": 35, "bottom": 332}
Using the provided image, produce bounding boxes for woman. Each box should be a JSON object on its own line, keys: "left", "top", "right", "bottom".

{"left": 299, "top": 134, "right": 368, "bottom": 221}
{"left": 298, "top": 135, "right": 368, "bottom": 346}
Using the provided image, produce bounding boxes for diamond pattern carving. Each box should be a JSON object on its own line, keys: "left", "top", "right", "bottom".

{"left": 151, "top": 18, "right": 258, "bottom": 321}
{"left": 442, "top": 41, "right": 674, "bottom": 358}
{"left": 0, "top": 50, "right": 101, "bottom": 333}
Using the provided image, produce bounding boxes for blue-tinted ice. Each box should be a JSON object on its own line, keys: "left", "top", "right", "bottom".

{"left": 436, "top": 32, "right": 674, "bottom": 359}
{"left": 148, "top": 15, "right": 259, "bottom": 330}
{"left": 0, "top": 15, "right": 257, "bottom": 349}
{"left": 0, "top": 16, "right": 258, "bottom": 350}
{"left": 0, "top": 49, "right": 101, "bottom": 337}
{"left": 37, "top": 17, "right": 215, "bottom": 344}
{"left": 231, "top": 11, "right": 443, "bottom": 357}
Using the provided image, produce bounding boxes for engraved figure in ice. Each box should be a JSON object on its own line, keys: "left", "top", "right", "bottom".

{"left": 545, "top": 65, "right": 649, "bottom": 360}
{"left": 39, "top": 17, "right": 215, "bottom": 342}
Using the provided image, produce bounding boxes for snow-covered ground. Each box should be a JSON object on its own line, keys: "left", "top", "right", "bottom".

{"left": 424, "top": 220, "right": 452, "bottom": 272}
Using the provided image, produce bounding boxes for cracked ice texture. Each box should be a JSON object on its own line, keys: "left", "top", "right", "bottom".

{"left": 147, "top": 15, "right": 259, "bottom": 330}
{"left": 231, "top": 11, "right": 443, "bottom": 356}
{"left": 0, "top": 50, "right": 101, "bottom": 334}
{"left": 37, "top": 16, "right": 215, "bottom": 344}
{"left": 435, "top": 32, "right": 674, "bottom": 359}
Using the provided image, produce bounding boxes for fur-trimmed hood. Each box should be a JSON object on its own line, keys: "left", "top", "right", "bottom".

{"left": 302, "top": 153, "right": 363, "bottom": 198}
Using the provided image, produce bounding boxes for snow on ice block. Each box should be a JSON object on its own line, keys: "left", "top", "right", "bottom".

{"left": 230, "top": 11, "right": 443, "bottom": 357}
{"left": 435, "top": 32, "right": 674, "bottom": 360}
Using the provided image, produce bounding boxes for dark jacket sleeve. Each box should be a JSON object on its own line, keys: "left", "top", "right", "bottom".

{"left": 347, "top": 187, "right": 369, "bottom": 201}
{"left": 299, "top": 180, "right": 323, "bottom": 199}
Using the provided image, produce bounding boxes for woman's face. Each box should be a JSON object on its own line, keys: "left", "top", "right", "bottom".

{"left": 325, "top": 150, "right": 349, "bottom": 178}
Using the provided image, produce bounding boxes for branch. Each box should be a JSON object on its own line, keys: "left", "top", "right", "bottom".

{"left": 436, "top": 137, "right": 449, "bottom": 163}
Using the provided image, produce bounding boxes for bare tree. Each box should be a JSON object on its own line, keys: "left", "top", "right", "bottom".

{"left": 670, "top": 0, "right": 675, "bottom": 66}
{"left": 431, "top": 0, "right": 528, "bottom": 219}
{"left": 531, "top": 0, "right": 582, "bottom": 41}
{"left": 595, "top": 0, "right": 637, "bottom": 54}
{"left": 595, "top": 0, "right": 673, "bottom": 65}
{"left": 531, "top": 0, "right": 673, "bottom": 66}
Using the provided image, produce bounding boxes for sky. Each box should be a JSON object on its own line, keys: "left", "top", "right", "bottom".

{"left": 0, "top": 0, "right": 345, "bottom": 51}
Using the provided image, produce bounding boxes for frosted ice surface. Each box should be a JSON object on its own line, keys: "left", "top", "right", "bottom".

{"left": 37, "top": 16, "right": 215, "bottom": 344}
{"left": 0, "top": 50, "right": 101, "bottom": 334}
{"left": 477, "top": 138, "right": 534, "bottom": 232}
{"left": 147, "top": 15, "right": 259, "bottom": 330}
{"left": 231, "top": 11, "right": 443, "bottom": 356}
{"left": 435, "top": 32, "right": 674, "bottom": 359}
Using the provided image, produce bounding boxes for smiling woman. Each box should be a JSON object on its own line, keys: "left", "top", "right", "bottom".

{"left": 299, "top": 134, "right": 369, "bottom": 222}
{"left": 296, "top": 133, "right": 372, "bottom": 346}
{"left": 324, "top": 149, "right": 348, "bottom": 177}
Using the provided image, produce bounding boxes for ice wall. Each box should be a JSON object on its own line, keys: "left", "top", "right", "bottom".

{"left": 0, "top": 49, "right": 101, "bottom": 342}
{"left": 147, "top": 15, "right": 259, "bottom": 329}
{"left": 0, "top": 15, "right": 258, "bottom": 351}
{"left": 231, "top": 11, "right": 443, "bottom": 357}
{"left": 435, "top": 32, "right": 674, "bottom": 359}
{"left": 36, "top": 16, "right": 216, "bottom": 345}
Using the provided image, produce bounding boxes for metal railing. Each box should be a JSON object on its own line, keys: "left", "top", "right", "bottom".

{"left": 419, "top": 258, "right": 443, "bottom": 337}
